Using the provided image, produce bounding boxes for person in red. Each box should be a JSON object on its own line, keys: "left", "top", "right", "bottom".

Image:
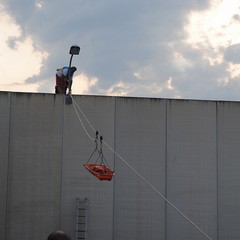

{"left": 55, "top": 66, "right": 77, "bottom": 94}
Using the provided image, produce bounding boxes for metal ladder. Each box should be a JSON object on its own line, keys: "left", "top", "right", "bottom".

{"left": 75, "top": 198, "right": 88, "bottom": 240}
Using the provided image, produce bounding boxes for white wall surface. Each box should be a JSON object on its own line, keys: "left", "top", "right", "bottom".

{"left": 1, "top": 92, "right": 240, "bottom": 240}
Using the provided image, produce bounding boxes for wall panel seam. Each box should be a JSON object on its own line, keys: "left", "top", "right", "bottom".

{"left": 112, "top": 97, "right": 117, "bottom": 240}
{"left": 216, "top": 101, "right": 219, "bottom": 240}
{"left": 60, "top": 96, "right": 65, "bottom": 229}
{"left": 165, "top": 100, "right": 168, "bottom": 240}
{"left": 5, "top": 93, "right": 12, "bottom": 240}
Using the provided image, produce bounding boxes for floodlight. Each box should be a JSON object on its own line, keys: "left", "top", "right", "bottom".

{"left": 69, "top": 45, "right": 80, "bottom": 55}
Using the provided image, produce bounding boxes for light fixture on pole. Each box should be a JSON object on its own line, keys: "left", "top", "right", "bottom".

{"left": 68, "top": 45, "right": 80, "bottom": 69}
{"left": 66, "top": 45, "right": 80, "bottom": 104}
{"left": 69, "top": 45, "right": 80, "bottom": 55}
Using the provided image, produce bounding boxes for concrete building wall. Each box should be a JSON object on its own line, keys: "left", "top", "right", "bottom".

{"left": 0, "top": 93, "right": 11, "bottom": 240}
{"left": 218, "top": 102, "right": 240, "bottom": 240}
{"left": 61, "top": 96, "right": 115, "bottom": 240}
{"left": 3, "top": 93, "right": 63, "bottom": 240}
{"left": 166, "top": 100, "right": 217, "bottom": 240}
{"left": 1, "top": 92, "right": 240, "bottom": 240}
{"left": 114, "top": 98, "right": 166, "bottom": 240}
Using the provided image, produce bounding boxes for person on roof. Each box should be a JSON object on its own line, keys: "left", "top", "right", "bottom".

{"left": 55, "top": 66, "right": 77, "bottom": 94}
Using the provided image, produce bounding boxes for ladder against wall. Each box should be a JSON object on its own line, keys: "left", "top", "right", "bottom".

{"left": 75, "top": 198, "right": 88, "bottom": 240}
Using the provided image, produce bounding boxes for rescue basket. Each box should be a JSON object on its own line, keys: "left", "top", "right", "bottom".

{"left": 84, "top": 131, "right": 115, "bottom": 181}
{"left": 83, "top": 163, "right": 115, "bottom": 181}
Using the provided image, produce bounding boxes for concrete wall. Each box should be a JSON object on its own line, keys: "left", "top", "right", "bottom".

{"left": 114, "top": 98, "right": 166, "bottom": 240}
{"left": 4, "top": 93, "right": 63, "bottom": 240}
{"left": 1, "top": 92, "right": 240, "bottom": 240}
{"left": 166, "top": 100, "right": 217, "bottom": 240}
{"left": 218, "top": 102, "right": 240, "bottom": 240}
{"left": 0, "top": 92, "right": 11, "bottom": 240}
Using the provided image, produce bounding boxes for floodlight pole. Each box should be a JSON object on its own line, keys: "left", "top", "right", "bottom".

{"left": 68, "top": 54, "right": 74, "bottom": 71}
{"left": 67, "top": 54, "right": 73, "bottom": 93}
{"left": 67, "top": 45, "right": 80, "bottom": 93}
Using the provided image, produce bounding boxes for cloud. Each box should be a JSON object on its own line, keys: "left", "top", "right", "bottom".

{"left": 2, "top": 0, "right": 240, "bottom": 100}
{"left": 0, "top": 4, "right": 48, "bottom": 92}
{"left": 72, "top": 73, "right": 98, "bottom": 95}
{"left": 224, "top": 44, "right": 240, "bottom": 63}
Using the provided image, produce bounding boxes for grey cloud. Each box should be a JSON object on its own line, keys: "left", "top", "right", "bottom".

{"left": 224, "top": 44, "right": 240, "bottom": 63}
{"left": 6, "top": 36, "right": 20, "bottom": 49}
{"left": 232, "top": 14, "right": 240, "bottom": 22}
{"left": 6, "top": 0, "right": 238, "bottom": 101}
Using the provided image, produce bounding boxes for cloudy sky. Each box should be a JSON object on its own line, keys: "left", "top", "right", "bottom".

{"left": 1, "top": 0, "right": 240, "bottom": 100}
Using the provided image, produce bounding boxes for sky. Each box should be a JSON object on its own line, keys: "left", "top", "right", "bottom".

{"left": 1, "top": 0, "right": 240, "bottom": 101}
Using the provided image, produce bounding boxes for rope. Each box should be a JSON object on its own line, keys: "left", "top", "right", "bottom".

{"left": 72, "top": 100, "right": 95, "bottom": 141}
{"left": 70, "top": 95, "right": 213, "bottom": 240}
{"left": 103, "top": 139, "right": 212, "bottom": 240}
{"left": 72, "top": 97, "right": 96, "bottom": 133}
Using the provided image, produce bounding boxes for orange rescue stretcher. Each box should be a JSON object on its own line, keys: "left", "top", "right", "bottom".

{"left": 83, "top": 163, "right": 115, "bottom": 181}
{"left": 83, "top": 132, "right": 115, "bottom": 181}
